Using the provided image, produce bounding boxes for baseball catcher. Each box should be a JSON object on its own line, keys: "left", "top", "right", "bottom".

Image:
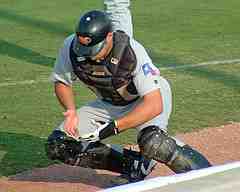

{"left": 45, "top": 0, "right": 211, "bottom": 182}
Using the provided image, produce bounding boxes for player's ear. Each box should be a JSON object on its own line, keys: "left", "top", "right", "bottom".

{"left": 106, "top": 32, "right": 113, "bottom": 42}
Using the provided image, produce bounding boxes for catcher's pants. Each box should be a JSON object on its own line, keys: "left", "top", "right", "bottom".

{"left": 56, "top": 76, "right": 184, "bottom": 145}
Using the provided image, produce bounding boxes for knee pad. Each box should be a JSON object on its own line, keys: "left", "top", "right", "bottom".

{"left": 137, "top": 126, "right": 211, "bottom": 173}
{"left": 137, "top": 126, "right": 177, "bottom": 163}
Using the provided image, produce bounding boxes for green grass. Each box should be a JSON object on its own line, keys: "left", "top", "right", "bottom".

{"left": 0, "top": 132, "right": 50, "bottom": 176}
{"left": 132, "top": 0, "right": 240, "bottom": 65}
{"left": 0, "top": 0, "right": 240, "bottom": 176}
{"left": 170, "top": 63, "right": 240, "bottom": 133}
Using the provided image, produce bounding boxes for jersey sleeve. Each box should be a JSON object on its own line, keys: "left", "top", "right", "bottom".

{"left": 50, "top": 35, "right": 74, "bottom": 85}
{"left": 132, "top": 41, "right": 161, "bottom": 96}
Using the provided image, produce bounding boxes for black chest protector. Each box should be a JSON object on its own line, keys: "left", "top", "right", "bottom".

{"left": 70, "top": 31, "right": 139, "bottom": 106}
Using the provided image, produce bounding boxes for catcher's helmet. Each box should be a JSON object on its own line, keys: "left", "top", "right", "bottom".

{"left": 73, "top": 10, "right": 112, "bottom": 57}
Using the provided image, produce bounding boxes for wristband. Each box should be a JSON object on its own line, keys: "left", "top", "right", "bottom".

{"left": 114, "top": 120, "right": 119, "bottom": 133}
{"left": 99, "top": 121, "right": 119, "bottom": 140}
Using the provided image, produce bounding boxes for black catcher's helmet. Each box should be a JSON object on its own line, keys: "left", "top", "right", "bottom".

{"left": 73, "top": 10, "right": 112, "bottom": 57}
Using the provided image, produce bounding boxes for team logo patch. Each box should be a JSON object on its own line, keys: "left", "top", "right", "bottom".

{"left": 142, "top": 63, "right": 159, "bottom": 76}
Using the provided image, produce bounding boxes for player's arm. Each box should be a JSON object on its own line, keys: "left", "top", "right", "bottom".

{"left": 52, "top": 35, "right": 76, "bottom": 112}
{"left": 80, "top": 88, "right": 163, "bottom": 142}
{"left": 54, "top": 82, "right": 79, "bottom": 137}
{"left": 116, "top": 89, "right": 163, "bottom": 131}
{"left": 80, "top": 62, "right": 163, "bottom": 141}
{"left": 51, "top": 35, "right": 79, "bottom": 137}
{"left": 115, "top": 53, "right": 164, "bottom": 132}
{"left": 54, "top": 82, "right": 76, "bottom": 111}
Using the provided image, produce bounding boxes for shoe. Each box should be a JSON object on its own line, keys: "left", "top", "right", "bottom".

{"left": 128, "top": 157, "right": 157, "bottom": 182}
{"left": 122, "top": 149, "right": 157, "bottom": 183}
{"left": 122, "top": 148, "right": 157, "bottom": 183}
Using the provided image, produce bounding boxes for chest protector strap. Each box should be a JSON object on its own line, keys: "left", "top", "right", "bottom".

{"left": 70, "top": 31, "right": 139, "bottom": 106}
{"left": 109, "top": 30, "right": 130, "bottom": 74}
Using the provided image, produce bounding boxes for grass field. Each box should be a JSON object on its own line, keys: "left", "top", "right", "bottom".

{"left": 0, "top": 0, "right": 240, "bottom": 176}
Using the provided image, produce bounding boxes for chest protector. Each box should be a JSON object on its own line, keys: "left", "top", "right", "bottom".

{"left": 70, "top": 31, "right": 139, "bottom": 106}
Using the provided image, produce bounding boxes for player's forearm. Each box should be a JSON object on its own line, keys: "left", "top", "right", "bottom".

{"left": 116, "top": 90, "right": 163, "bottom": 131}
{"left": 54, "top": 82, "right": 76, "bottom": 111}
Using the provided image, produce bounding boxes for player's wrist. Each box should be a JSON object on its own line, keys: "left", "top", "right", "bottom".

{"left": 66, "top": 108, "right": 76, "bottom": 112}
{"left": 64, "top": 108, "right": 77, "bottom": 117}
{"left": 114, "top": 120, "right": 119, "bottom": 130}
{"left": 99, "top": 121, "right": 120, "bottom": 140}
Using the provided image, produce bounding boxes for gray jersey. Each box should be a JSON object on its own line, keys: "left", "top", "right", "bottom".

{"left": 51, "top": 35, "right": 162, "bottom": 98}
{"left": 51, "top": 0, "right": 161, "bottom": 98}
{"left": 52, "top": 0, "right": 174, "bottom": 140}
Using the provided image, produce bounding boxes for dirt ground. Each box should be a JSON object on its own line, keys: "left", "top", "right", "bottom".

{"left": 0, "top": 123, "right": 240, "bottom": 192}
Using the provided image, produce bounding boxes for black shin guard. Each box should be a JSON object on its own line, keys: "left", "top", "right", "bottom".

{"left": 167, "top": 145, "right": 212, "bottom": 173}
{"left": 45, "top": 130, "right": 123, "bottom": 171}
{"left": 45, "top": 130, "right": 156, "bottom": 182}
{"left": 46, "top": 131, "right": 132, "bottom": 173}
{"left": 138, "top": 126, "right": 211, "bottom": 174}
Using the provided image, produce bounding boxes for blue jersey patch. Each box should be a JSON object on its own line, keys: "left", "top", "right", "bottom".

{"left": 142, "top": 63, "right": 159, "bottom": 76}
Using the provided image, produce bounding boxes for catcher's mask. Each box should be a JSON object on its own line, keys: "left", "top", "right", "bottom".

{"left": 73, "top": 10, "right": 112, "bottom": 58}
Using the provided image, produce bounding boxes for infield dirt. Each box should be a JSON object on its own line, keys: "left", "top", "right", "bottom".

{"left": 0, "top": 123, "right": 239, "bottom": 192}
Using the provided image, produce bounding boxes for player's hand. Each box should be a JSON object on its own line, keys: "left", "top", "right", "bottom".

{"left": 80, "top": 120, "right": 119, "bottom": 142}
{"left": 63, "top": 109, "right": 79, "bottom": 138}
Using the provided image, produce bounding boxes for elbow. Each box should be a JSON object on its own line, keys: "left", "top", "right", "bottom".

{"left": 147, "top": 97, "right": 163, "bottom": 118}
{"left": 152, "top": 92, "right": 164, "bottom": 116}
{"left": 154, "top": 101, "right": 163, "bottom": 116}
{"left": 144, "top": 89, "right": 164, "bottom": 118}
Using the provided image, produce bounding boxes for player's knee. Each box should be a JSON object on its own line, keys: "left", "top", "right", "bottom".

{"left": 137, "top": 126, "right": 177, "bottom": 163}
{"left": 137, "top": 126, "right": 211, "bottom": 173}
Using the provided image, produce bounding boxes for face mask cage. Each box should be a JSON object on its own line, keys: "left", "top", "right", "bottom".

{"left": 73, "top": 35, "right": 106, "bottom": 58}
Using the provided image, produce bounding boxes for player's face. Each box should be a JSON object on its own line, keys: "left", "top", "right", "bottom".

{"left": 91, "top": 32, "right": 113, "bottom": 61}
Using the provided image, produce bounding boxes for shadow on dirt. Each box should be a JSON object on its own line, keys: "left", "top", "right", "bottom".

{"left": 0, "top": 132, "right": 128, "bottom": 188}
{"left": 9, "top": 164, "right": 128, "bottom": 188}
